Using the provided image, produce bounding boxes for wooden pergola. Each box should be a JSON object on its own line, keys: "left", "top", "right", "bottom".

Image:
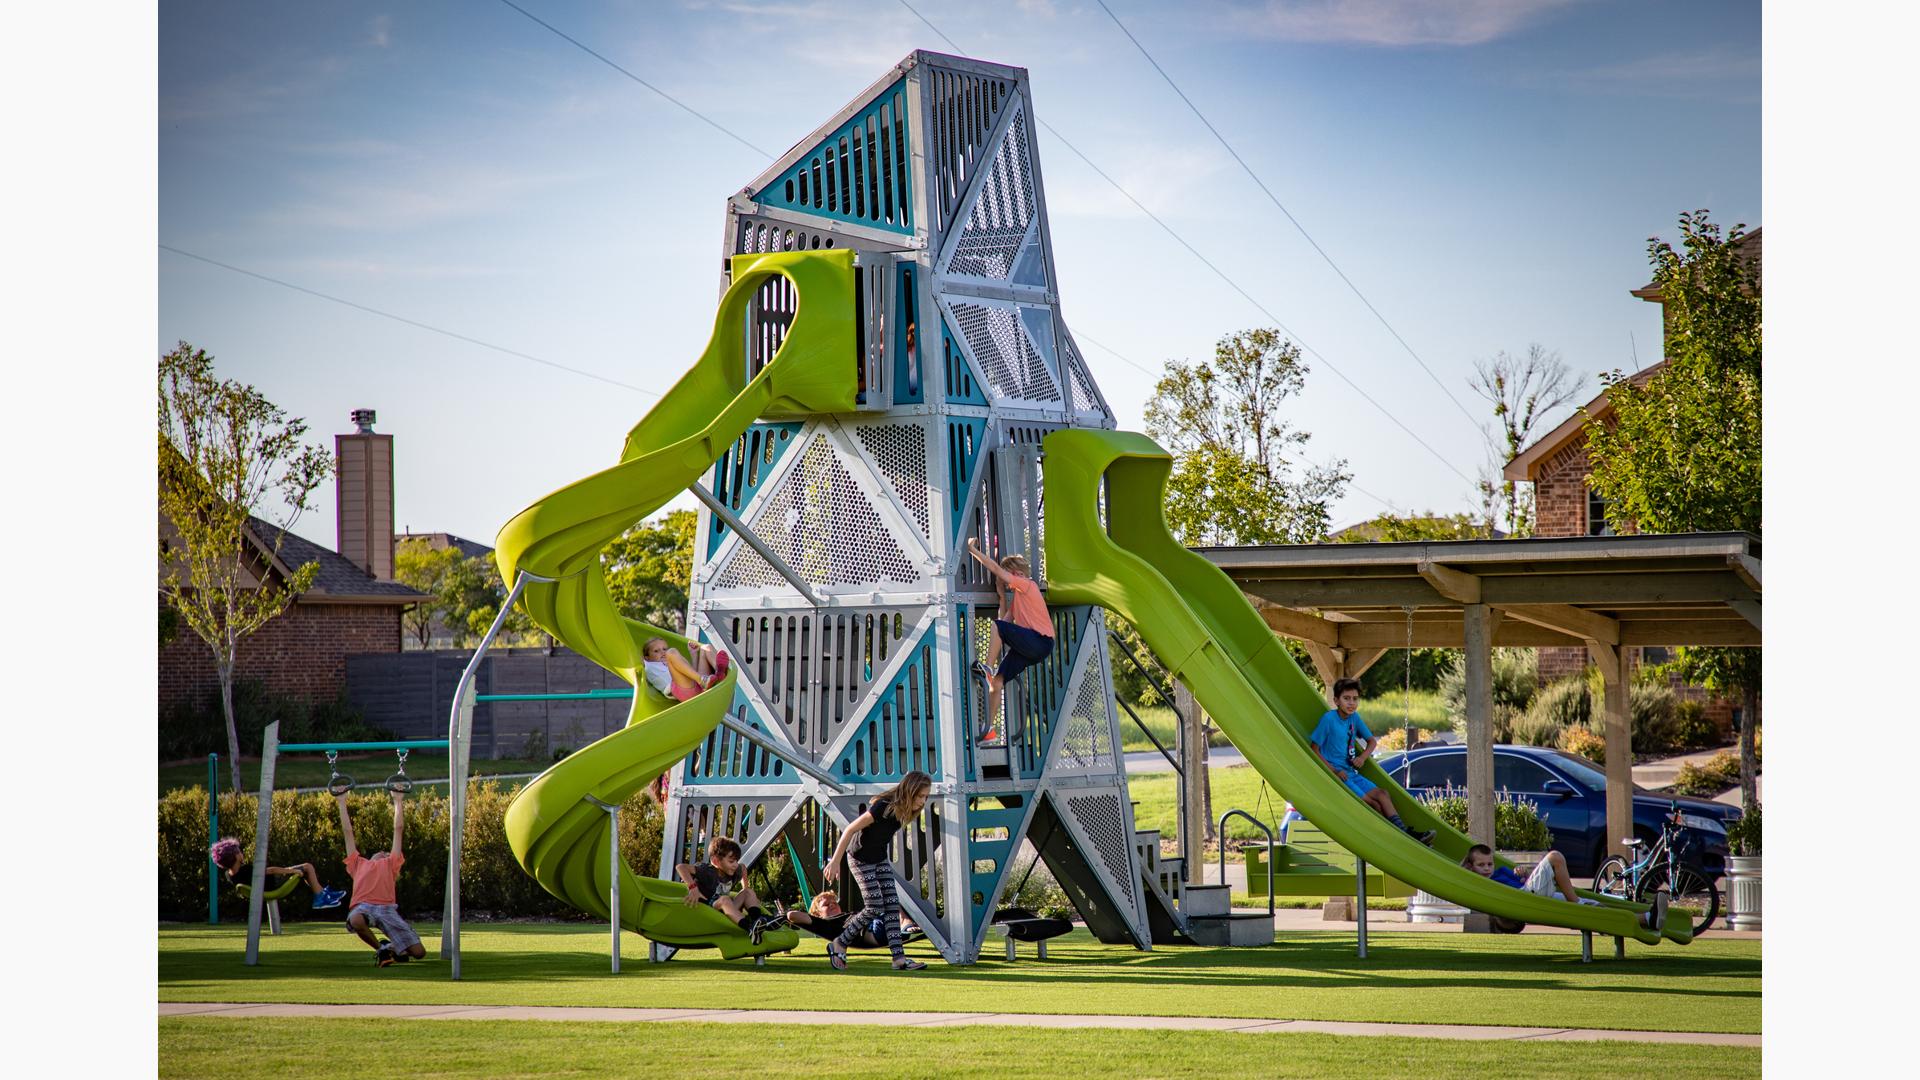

{"left": 1194, "top": 531, "right": 1761, "bottom": 861}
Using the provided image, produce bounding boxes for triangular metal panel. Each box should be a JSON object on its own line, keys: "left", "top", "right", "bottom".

{"left": 1056, "top": 325, "right": 1115, "bottom": 427}
{"left": 1047, "top": 785, "right": 1150, "bottom": 945}
{"left": 753, "top": 77, "right": 914, "bottom": 235}
{"left": 943, "top": 295, "right": 1063, "bottom": 407}
{"left": 1038, "top": 628, "right": 1121, "bottom": 778}
{"left": 942, "top": 414, "right": 989, "bottom": 548}
{"left": 940, "top": 315, "right": 990, "bottom": 406}
{"left": 923, "top": 64, "right": 1017, "bottom": 235}
{"left": 846, "top": 415, "right": 935, "bottom": 546}
{"left": 706, "top": 422, "right": 805, "bottom": 559}
{"left": 828, "top": 621, "right": 943, "bottom": 783}
{"left": 941, "top": 102, "right": 1039, "bottom": 282}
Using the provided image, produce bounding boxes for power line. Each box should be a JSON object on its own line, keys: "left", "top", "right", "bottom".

{"left": 159, "top": 244, "right": 660, "bottom": 398}
{"left": 897, "top": 2, "right": 1475, "bottom": 488}
{"left": 494, "top": 0, "right": 773, "bottom": 159}
{"left": 1093, "top": 0, "right": 1484, "bottom": 434}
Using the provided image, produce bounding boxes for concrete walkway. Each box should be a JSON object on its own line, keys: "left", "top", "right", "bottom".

{"left": 158, "top": 1002, "right": 1758, "bottom": 1047}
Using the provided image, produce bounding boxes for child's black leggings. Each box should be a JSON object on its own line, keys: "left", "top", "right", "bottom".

{"left": 836, "top": 857, "right": 905, "bottom": 960}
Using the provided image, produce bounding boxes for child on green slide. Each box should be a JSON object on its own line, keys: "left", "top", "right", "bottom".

{"left": 1464, "top": 843, "right": 1668, "bottom": 932}
{"left": 676, "top": 836, "right": 784, "bottom": 944}
{"left": 1311, "top": 678, "right": 1435, "bottom": 846}
{"left": 208, "top": 837, "right": 347, "bottom": 910}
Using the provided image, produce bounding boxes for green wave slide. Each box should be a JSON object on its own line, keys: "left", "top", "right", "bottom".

{"left": 1043, "top": 429, "right": 1692, "bottom": 946}
{"left": 493, "top": 249, "right": 861, "bottom": 960}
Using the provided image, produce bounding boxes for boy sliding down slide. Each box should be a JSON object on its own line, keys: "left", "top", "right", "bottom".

{"left": 1464, "top": 843, "right": 1669, "bottom": 932}
{"left": 675, "top": 836, "right": 784, "bottom": 944}
{"left": 207, "top": 837, "right": 347, "bottom": 910}
{"left": 1312, "top": 678, "right": 1436, "bottom": 846}
{"left": 337, "top": 788, "right": 426, "bottom": 967}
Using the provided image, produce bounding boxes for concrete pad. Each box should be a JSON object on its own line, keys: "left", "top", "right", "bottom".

{"left": 1524, "top": 1028, "right": 1762, "bottom": 1046}
{"left": 419, "top": 1007, "right": 726, "bottom": 1023}
{"left": 917, "top": 1013, "right": 1267, "bottom": 1031}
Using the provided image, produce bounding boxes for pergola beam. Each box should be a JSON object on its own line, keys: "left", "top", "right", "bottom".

{"left": 1502, "top": 603, "right": 1619, "bottom": 645}
{"left": 1417, "top": 560, "right": 1481, "bottom": 603}
{"left": 1255, "top": 602, "right": 1340, "bottom": 646}
{"left": 1728, "top": 553, "right": 1762, "bottom": 594}
{"left": 1728, "top": 599, "right": 1761, "bottom": 630}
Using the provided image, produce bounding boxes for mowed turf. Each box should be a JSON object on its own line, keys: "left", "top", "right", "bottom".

{"left": 160, "top": 1017, "right": 1760, "bottom": 1079}
{"left": 160, "top": 923, "right": 1760, "bottom": 1034}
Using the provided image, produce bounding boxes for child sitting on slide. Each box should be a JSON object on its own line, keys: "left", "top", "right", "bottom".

{"left": 642, "top": 636, "right": 730, "bottom": 703}
{"left": 207, "top": 838, "right": 347, "bottom": 910}
{"left": 675, "top": 836, "right": 783, "bottom": 944}
{"left": 337, "top": 788, "right": 425, "bottom": 967}
{"left": 965, "top": 539, "right": 1054, "bottom": 744}
{"left": 1463, "top": 843, "right": 1669, "bottom": 932}
{"left": 1311, "top": 678, "right": 1436, "bottom": 846}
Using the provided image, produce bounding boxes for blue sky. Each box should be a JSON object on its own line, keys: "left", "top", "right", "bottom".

{"left": 158, "top": 0, "right": 1760, "bottom": 547}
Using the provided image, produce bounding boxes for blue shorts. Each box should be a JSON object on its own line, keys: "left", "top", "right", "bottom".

{"left": 1342, "top": 772, "right": 1377, "bottom": 799}
{"left": 993, "top": 620, "right": 1055, "bottom": 682}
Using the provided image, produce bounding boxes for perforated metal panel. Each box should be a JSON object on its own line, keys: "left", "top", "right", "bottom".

{"left": 833, "top": 793, "right": 949, "bottom": 920}
{"left": 707, "top": 423, "right": 805, "bottom": 559}
{"left": 1058, "top": 331, "right": 1112, "bottom": 421}
{"left": 711, "top": 607, "right": 920, "bottom": 763}
{"left": 682, "top": 688, "right": 790, "bottom": 786}
{"left": 668, "top": 797, "right": 781, "bottom": 868}
{"left": 927, "top": 67, "right": 1013, "bottom": 233}
{"left": 735, "top": 216, "right": 842, "bottom": 254}
{"left": 852, "top": 421, "right": 932, "bottom": 540}
{"left": 990, "top": 442, "right": 1044, "bottom": 584}
{"left": 711, "top": 433, "right": 917, "bottom": 590}
{"left": 942, "top": 317, "right": 988, "bottom": 405}
{"left": 949, "top": 300, "right": 1061, "bottom": 405}
{"left": 946, "top": 108, "right": 1037, "bottom": 280}
{"left": 1053, "top": 640, "right": 1117, "bottom": 775}
{"left": 1062, "top": 789, "right": 1139, "bottom": 912}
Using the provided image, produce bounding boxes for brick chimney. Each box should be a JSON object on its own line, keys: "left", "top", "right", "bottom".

{"left": 335, "top": 408, "right": 394, "bottom": 580}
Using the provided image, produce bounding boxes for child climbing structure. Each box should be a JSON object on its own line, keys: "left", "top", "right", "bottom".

{"left": 499, "top": 51, "right": 1153, "bottom": 966}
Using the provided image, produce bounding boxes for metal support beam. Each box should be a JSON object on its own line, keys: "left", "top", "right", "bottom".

{"left": 691, "top": 482, "right": 826, "bottom": 606}
{"left": 717, "top": 715, "right": 850, "bottom": 793}
{"left": 1416, "top": 560, "right": 1480, "bottom": 603}
{"left": 585, "top": 795, "right": 622, "bottom": 974}
{"left": 1590, "top": 641, "right": 1632, "bottom": 861}
{"left": 244, "top": 721, "right": 279, "bottom": 966}
{"left": 1463, "top": 604, "right": 1495, "bottom": 847}
{"left": 1504, "top": 603, "right": 1619, "bottom": 646}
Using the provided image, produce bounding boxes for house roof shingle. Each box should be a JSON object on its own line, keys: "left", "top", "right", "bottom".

{"left": 248, "top": 519, "right": 428, "bottom": 603}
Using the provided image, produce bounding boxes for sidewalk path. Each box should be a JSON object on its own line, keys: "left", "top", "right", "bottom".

{"left": 158, "top": 1002, "right": 1759, "bottom": 1047}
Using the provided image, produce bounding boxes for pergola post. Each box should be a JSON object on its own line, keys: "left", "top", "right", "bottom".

{"left": 1589, "top": 642, "right": 1633, "bottom": 860}
{"left": 1175, "top": 681, "right": 1207, "bottom": 886}
{"left": 1462, "top": 604, "right": 1496, "bottom": 848}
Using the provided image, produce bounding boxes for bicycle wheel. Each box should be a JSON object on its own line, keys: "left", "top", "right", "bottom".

{"left": 1647, "top": 862, "right": 1721, "bottom": 935}
{"left": 1592, "top": 856, "right": 1630, "bottom": 900}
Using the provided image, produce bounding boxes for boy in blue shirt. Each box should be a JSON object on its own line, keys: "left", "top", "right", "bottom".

{"left": 1310, "top": 678, "right": 1435, "bottom": 845}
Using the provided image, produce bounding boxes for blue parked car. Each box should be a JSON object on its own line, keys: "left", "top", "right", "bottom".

{"left": 1373, "top": 744, "right": 1740, "bottom": 878}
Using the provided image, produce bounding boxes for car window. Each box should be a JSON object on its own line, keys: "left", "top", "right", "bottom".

{"left": 1542, "top": 750, "right": 1607, "bottom": 791}
{"left": 1494, "top": 754, "right": 1555, "bottom": 792}
{"left": 1407, "top": 752, "right": 1466, "bottom": 789}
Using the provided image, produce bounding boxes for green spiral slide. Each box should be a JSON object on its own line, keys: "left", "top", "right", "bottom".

{"left": 1043, "top": 428, "right": 1692, "bottom": 946}
{"left": 494, "top": 249, "right": 859, "bottom": 959}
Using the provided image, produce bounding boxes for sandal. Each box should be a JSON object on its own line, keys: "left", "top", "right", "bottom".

{"left": 827, "top": 942, "right": 847, "bottom": 971}
{"left": 892, "top": 958, "right": 927, "bottom": 971}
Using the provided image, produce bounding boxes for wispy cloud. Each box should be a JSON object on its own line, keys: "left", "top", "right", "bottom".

{"left": 1042, "top": 138, "right": 1232, "bottom": 219}
{"left": 1223, "top": 0, "right": 1583, "bottom": 47}
{"left": 1544, "top": 45, "right": 1760, "bottom": 102}
{"left": 366, "top": 14, "right": 393, "bottom": 49}
{"left": 266, "top": 163, "right": 582, "bottom": 233}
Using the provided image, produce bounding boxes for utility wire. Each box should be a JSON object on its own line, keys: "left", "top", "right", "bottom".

{"left": 495, "top": 0, "right": 772, "bottom": 158}
{"left": 1093, "top": 0, "right": 1483, "bottom": 434}
{"left": 159, "top": 245, "right": 660, "bottom": 398}
{"left": 897, "top": 2, "right": 1474, "bottom": 487}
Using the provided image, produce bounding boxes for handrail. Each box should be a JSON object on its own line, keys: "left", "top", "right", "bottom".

{"left": 476, "top": 689, "right": 634, "bottom": 702}
{"left": 1107, "top": 629, "right": 1181, "bottom": 708}
{"left": 1218, "top": 808, "right": 1276, "bottom": 919}
{"left": 1113, "top": 694, "right": 1180, "bottom": 776}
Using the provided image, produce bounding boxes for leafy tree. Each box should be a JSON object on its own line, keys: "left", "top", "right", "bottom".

{"left": 1471, "top": 344, "right": 1578, "bottom": 537}
{"left": 158, "top": 343, "right": 332, "bottom": 792}
{"left": 1585, "top": 210, "right": 1762, "bottom": 810}
{"left": 604, "top": 510, "right": 697, "bottom": 631}
{"left": 1337, "top": 510, "right": 1497, "bottom": 543}
{"left": 1145, "top": 329, "right": 1349, "bottom": 546}
{"left": 393, "top": 538, "right": 465, "bottom": 648}
{"left": 442, "top": 553, "right": 539, "bottom": 648}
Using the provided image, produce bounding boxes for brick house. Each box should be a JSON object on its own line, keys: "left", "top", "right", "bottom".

{"left": 1503, "top": 230, "right": 1760, "bottom": 724}
{"left": 159, "top": 410, "right": 426, "bottom": 714}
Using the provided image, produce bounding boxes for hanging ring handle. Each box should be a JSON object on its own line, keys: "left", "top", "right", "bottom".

{"left": 325, "top": 750, "right": 355, "bottom": 796}
{"left": 385, "top": 748, "right": 413, "bottom": 794}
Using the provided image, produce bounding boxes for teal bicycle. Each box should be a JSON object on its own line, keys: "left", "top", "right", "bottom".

{"left": 1592, "top": 801, "right": 1721, "bottom": 934}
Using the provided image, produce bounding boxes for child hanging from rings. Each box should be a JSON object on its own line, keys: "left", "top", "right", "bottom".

{"left": 822, "top": 771, "right": 933, "bottom": 972}
{"left": 965, "top": 539, "right": 1054, "bottom": 744}
{"left": 337, "top": 787, "right": 424, "bottom": 967}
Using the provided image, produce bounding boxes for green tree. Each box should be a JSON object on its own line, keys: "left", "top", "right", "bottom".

{"left": 604, "top": 510, "right": 697, "bottom": 630}
{"left": 442, "top": 554, "right": 539, "bottom": 648}
{"left": 1585, "top": 210, "right": 1762, "bottom": 812}
{"left": 1144, "top": 328, "right": 1349, "bottom": 546}
{"left": 158, "top": 343, "right": 332, "bottom": 792}
{"left": 1337, "top": 510, "right": 1497, "bottom": 543}
{"left": 393, "top": 537, "right": 465, "bottom": 648}
{"left": 1471, "top": 344, "right": 1578, "bottom": 537}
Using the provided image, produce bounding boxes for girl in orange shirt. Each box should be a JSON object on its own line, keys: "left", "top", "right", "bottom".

{"left": 966, "top": 539, "right": 1055, "bottom": 744}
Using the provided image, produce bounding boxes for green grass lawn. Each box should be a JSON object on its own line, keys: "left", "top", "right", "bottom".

{"left": 159, "top": 1017, "right": 1759, "bottom": 1079}
{"left": 162, "top": 754, "right": 551, "bottom": 795}
{"left": 1117, "top": 691, "right": 1448, "bottom": 755}
{"left": 1131, "top": 764, "right": 1291, "bottom": 841}
{"left": 159, "top": 922, "right": 1760, "bottom": 1035}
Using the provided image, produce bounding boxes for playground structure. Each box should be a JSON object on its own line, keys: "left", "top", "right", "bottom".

{"left": 469, "top": 50, "right": 1688, "bottom": 970}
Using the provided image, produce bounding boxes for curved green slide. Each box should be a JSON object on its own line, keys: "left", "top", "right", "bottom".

{"left": 1043, "top": 428, "right": 1691, "bottom": 946}
{"left": 494, "top": 249, "right": 860, "bottom": 960}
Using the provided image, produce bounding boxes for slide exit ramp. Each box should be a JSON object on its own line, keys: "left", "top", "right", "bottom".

{"left": 1041, "top": 429, "right": 1689, "bottom": 946}
{"left": 493, "top": 249, "right": 861, "bottom": 959}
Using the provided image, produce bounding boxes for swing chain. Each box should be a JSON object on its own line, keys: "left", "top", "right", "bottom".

{"left": 1403, "top": 605, "right": 1417, "bottom": 752}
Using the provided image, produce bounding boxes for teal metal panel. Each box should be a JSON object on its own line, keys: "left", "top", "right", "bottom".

{"left": 753, "top": 78, "right": 912, "bottom": 235}
{"left": 966, "top": 803, "right": 1026, "bottom": 938}
{"left": 834, "top": 623, "right": 941, "bottom": 782}
{"left": 708, "top": 422, "right": 805, "bottom": 558}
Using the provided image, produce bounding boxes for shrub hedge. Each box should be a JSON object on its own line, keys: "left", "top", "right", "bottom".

{"left": 1559, "top": 725, "right": 1606, "bottom": 765}
{"left": 161, "top": 782, "right": 665, "bottom": 922}
{"left": 1671, "top": 752, "right": 1741, "bottom": 797}
{"left": 1419, "top": 786, "right": 1553, "bottom": 851}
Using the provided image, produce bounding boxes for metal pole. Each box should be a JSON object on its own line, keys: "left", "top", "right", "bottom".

{"left": 1582, "top": 931, "right": 1593, "bottom": 963}
{"left": 244, "top": 722, "right": 279, "bottom": 965}
{"left": 208, "top": 753, "right": 219, "bottom": 925}
{"left": 443, "top": 570, "right": 537, "bottom": 980}
{"left": 690, "top": 482, "right": 826, "bottom": 606}
{"left": 609, "top": 802, "right": 621, "bottom": 973}
{"left": 1355, "top": 856, "right": 1369, "bottom": 959}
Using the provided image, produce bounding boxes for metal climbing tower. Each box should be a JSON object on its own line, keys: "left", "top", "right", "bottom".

{"left": 657, "top": 51, "right": 1152, "bottom": 964}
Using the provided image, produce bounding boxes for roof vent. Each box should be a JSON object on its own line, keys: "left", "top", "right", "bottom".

{"left": 350, "top": 408, "right": 377, "bottom": 434}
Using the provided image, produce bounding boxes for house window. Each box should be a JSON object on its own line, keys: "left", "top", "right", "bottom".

{"left": 1587, "top": 488, "right": 1613, "bottom": 536}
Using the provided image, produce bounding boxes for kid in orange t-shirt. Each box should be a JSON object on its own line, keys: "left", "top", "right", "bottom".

{"left": 335, "top": 788, "right": 424, "bottom": 967}
{"left": 966, "top": 538, "right": 1055, "bottom": 745}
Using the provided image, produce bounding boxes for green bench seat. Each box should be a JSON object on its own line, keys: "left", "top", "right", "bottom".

{"left": 1242, "top": 820, "right": 1415, "bottom": 899}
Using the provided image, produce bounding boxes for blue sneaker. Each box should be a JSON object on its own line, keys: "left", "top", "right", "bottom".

{"left": 313, "top": 886, "right": 347, "bottom": 910}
